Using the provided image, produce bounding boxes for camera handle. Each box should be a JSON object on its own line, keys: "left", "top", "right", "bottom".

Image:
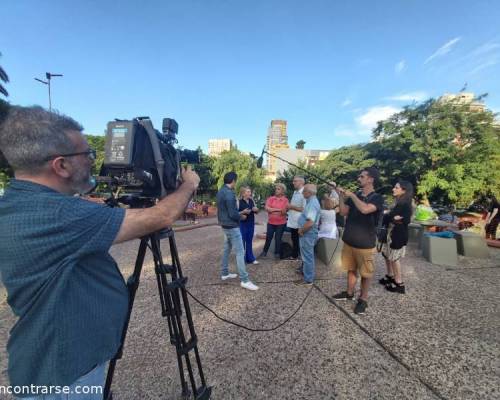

{"left": 104, "top": 230, "right": 212, "bottom": 400}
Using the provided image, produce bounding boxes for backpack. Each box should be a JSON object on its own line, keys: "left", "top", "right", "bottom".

{"left": 280, "top": 242, "right": 293, "bottom": 259}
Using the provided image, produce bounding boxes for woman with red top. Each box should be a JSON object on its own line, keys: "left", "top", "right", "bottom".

{"left": 259, "top": 183, "right": 289, "bottom": 259}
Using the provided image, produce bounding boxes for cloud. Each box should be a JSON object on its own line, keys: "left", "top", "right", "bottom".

{"left": 424, "top": 37, "right": 461, "bottom": 64}
{"left": 384, "top": 91, "right": 428, "bottom": 102}
{"left": 341, "top": 98, "right": 352, "bottom": 107}
{"left": 470, "top": 59, "right": 499, "bottom": 75}
{"left": 395, "top": 60, "right": 406, "bottom": 74}
{"left": 356, "top": 106, "right": 401, "bottom": 130}
{"left": 333, "top": 127, "right": 365, "bottom": 138}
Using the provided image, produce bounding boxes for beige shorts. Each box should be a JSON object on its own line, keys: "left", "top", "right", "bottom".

{"left": 341, "top": 243, "right": 376, "bottom": 278}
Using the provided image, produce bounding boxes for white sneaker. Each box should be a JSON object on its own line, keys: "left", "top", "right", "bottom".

{"left": 252, "top": 260, "right": 259, "bottom": 265}
{"left": 221, "top": 273, "right": 238, "bottom": 280}
{"left": 241, "top": 281, "right": 259, "bottom": 291}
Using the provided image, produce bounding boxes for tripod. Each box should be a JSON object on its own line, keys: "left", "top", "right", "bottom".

{"left": 104, "top": 229, "right": 212, "bottom": 400}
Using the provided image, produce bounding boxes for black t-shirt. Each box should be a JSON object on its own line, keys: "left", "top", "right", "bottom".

{"left": 342, "top": 191, "right": 384, "bottom": 249}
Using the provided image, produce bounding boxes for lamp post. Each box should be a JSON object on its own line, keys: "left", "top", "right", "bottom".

{"left": 34, "top": 72, "right": 63, "bottom": 112}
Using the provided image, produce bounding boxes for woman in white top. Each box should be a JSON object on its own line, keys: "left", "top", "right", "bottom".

{"left": 318, "top": 197, "right": 338, "bottom": 239}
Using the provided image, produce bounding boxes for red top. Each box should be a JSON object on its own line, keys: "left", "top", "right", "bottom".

{"left": 266, "top": 196, "right": 289, "bottom": 225}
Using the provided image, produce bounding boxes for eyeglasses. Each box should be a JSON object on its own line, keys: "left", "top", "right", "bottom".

{"left": 45, "top": 149, "right": 97, "bottom": 162}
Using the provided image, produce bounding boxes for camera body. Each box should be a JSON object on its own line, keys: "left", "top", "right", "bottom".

{"left": 100, "top": 117, "right": 197, "bottom": 200}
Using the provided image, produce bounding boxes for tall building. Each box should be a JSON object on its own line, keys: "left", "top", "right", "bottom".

{"left": 208, "top": 138, "right": 232, "bottom": 157}
{"left": 266, "top": 120, "right": 289, "bottom": 178}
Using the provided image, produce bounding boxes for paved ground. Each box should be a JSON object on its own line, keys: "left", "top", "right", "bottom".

{"left": 1, "top": 214, "right": 499, "bottom": 399}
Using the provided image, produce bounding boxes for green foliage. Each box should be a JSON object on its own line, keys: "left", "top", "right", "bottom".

{"left": 193, "top": 152, "right": 217, "bottom": 194}
{"left": 372, "top": 97, "right": 500, "bottom": 206}
{"left": 317, "top": 144, "right": 378, "bottom": 191}
{"left": 212, "top": 148, "right": 267, "bottom": 195}
{"left": 84, "top": 134, "right": 106, "bottom": 175}
{"left": 295, "top": 140, "right": 306, "bottom": 149}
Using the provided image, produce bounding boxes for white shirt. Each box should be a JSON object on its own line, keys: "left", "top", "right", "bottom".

{"left": 318, "top": 209, "right": 338, "bottom": 239}
{"left": 287, "top": 187, "right": 306, "bottom": 229}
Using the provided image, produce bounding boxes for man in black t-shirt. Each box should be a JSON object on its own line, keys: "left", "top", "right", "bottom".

{"left": 332, "top": 167, "right": 384, "bottom": 314}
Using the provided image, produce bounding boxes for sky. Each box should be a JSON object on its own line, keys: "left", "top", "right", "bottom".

{"left": 1, "top": 0, "right": 499, "bottom": 155}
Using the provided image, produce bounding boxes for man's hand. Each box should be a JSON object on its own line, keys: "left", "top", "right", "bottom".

{"left": 181, "top": 165, "right": 200, "bottom": 191}
{"left": 241, "top": 209, "right": 251, "bottom": 215}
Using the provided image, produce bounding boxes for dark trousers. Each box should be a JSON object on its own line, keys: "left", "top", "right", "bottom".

{"left": 486, "top": 218, "right": 499, "bottom": 239}
{"left": 290, "top": 228, "right": 300, "bottom": 258}
{"left": 263, "top": 223, "right": 286, "bottom": 256}
{"left": 239, "top": 222, "right": 256, "bottom": 263}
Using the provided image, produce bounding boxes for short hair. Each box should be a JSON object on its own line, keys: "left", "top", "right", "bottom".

{"left": 0, "top": 106, "right": 83, "bottom": 173}
{"left": 362, "top": 166, "right": 380, "bottom": 186}
{"left": 274, "top": 183, "right": 287, "bottom": 194}
{"left": 293, "top": 176, "right": 305, "bottom": 183}
{"left": 223, "top": 171, "right": 238, "bottom": 184}
{"left": 303, "top": 183, "right": 317, "bottom": 195}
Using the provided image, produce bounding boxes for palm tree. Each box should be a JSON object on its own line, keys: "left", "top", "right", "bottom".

{"left": 0, "top": 52, "right": 9, "bottom": 97}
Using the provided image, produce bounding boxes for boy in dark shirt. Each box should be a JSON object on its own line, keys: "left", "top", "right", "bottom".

{"left": 332, "top": 167, "right": 384, "bottom": 315}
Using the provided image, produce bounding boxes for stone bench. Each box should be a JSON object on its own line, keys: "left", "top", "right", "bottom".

{"left": 315, "top": 237, "right": 343, "bottom": 267}
{"left": 408, "top": 223, "right": 424, "bottom": 247}
{"left": 454, "top": 231, "right": 489, "bottom": 258}
{"left": 422, "top": 234, "right": 458, "bottom": 266}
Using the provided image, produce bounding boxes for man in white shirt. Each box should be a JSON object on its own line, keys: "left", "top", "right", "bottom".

{"left": 286, "top": 176, "right": 306, "bottom": 260}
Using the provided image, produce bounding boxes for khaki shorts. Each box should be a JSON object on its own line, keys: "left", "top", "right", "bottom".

{"left": 341, "top": 243, "right": 375, "bottom": 278}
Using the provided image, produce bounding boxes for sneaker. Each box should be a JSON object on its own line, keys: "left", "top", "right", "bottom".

{"left": 385, "top": 282, "right": 406, "bottom": 294}
{"left": 221, "top": 273, "right": 238, "bottom": 280}
{"left": 241, "top": 281, "right": 259, "bottom": 291}
{"left": 251, "top": 260, "right": 260, "bottom": 265}
{"left": 379, "top": 275, "right": 395, "bottom": 285}
{"left": 354, "top": 299, "right": 368, "bottom": 314}
{"left": 258, "top": 252, "right": 267, "bottom": 259}
{"left": 332, "top": 291, "right": 354, "bottom": 301}
{"left": 293, "top": 279, "right": 313, "bottom": 287}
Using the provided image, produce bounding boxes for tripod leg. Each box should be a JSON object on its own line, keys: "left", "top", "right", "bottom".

{"left": 104, "top": 237, "right": 149, "bottom": 400}
{"left": 151, "top": 235, "right": 191, "bottom": 398}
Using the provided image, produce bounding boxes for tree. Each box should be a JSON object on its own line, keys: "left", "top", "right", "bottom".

{"left": 85, "top": 134, "right": 106, "bottom": 175}
{"left": 373, "top": 97, "right": 500, "bottom": 206}
{"left": 295, "top": 140, "right": 306, "bottom": 149}
{"left": 212, "top": 148, "right": 266, "bottom": 194}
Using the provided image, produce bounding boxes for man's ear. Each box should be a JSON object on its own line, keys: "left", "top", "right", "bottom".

{"left": 50, "top": 157, "right": 71, "bottom": 178}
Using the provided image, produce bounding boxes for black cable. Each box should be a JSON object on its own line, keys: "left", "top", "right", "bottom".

{"left": 186, "top": 285, "right": 314, "bottom": 332}
{"left": 313, "top": 284, "right": 448, "bottom": 400}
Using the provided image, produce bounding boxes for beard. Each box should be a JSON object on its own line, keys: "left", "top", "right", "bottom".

{"left": 68, "top": 166, "right": 94, "bottom": 195}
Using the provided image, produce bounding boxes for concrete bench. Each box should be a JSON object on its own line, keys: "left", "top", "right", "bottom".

{"left": 454, "top": 231, "right": 489, "bottom": 258}
{"left": 408, "top": 223, "right": 424, "bottom": 246}
{"left": 315, "top": 237, "right": 343, "bottom": 267}
{"left": 422, "top": 234, "right": 458, "bottom": 266}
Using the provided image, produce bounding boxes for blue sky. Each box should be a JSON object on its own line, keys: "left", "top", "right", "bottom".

{"left": 1, "top": 0, "right": 499, "bottom": 155}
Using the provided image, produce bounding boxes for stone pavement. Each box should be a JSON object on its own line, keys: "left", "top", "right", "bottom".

{"left": 1, "top": 214, "right": 499, "bottom": 399}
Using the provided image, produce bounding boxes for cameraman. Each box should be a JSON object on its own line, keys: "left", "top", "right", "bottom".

{"left": 0, "top": 106, "right": 200, "bottom": 399}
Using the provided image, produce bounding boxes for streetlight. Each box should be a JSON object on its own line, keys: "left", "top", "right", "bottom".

{"left": 34, "top": 72, "right": 63, "bottom": 112}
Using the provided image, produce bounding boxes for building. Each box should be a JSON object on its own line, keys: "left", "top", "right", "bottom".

{"left": 266, "top": 120, "right": 289, "bottom": 178}
{"left": 208, "top": 138, "right": 232, "bottom": 157}
{"left": 274, "top": 148, "right": 332, "bottom": 175}
{"left": 438, "top": 92, "right": 486, "bottom": 112}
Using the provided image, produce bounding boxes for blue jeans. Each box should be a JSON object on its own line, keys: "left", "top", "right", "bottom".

{"left": 263, "top": 223, "right": 286, "bottom": 256}
{"left": 21, "top": 363, "right": 106, "bottom": 399}
{"left": 221, "top": 228, "right": 249, "bottom": 282}
{"left": 239, "top": 222, "right": 256, "bottom": 263}
{"left": 299, "top": 230, "right": 318, "bottom": 283}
